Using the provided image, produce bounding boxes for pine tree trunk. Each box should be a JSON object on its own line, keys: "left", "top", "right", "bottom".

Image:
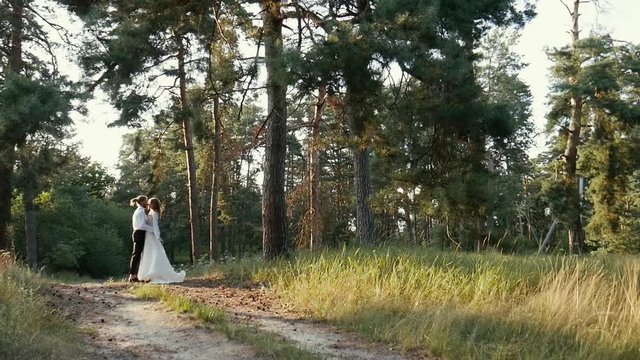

{"left": 564, "top": 0, "right": 584, "bottom": 254}
{"left": 352, "top": 143, "right": 375, "bottom": 246}
{"left": 209, "top": 95, "right": 222, "bottom": 261}
{"left": 308, "top": 85, "right": 326, "bottom": 250}
{"left": 467, "top": 133, "right": 490, "bottom": 251}
{"left": 334, "top": 0, "right": 375, "bottom": 247}
{"left": 9, "top": 0, "right": 23, "bottom": 72}
{"left": 177, "top": 37, "right": 200, "bottom": 264}
{"left": 21, "top": 151, "right": 38, "bottom": 268}
{"left": 345, "top": 77, "right": 375, "bottom": 246}
{"left": 425, "top": 216, "right": 432, "bottom": 245}
{"left": 23, "top": 185, "right": 37, "bottom": 269}
{"left": 401, "top": 191, "right": 415, "bottom": 244}
{"left": 261, "top": 0, "right": 288, "bottom": 259}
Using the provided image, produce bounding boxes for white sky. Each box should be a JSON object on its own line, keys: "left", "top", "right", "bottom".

{"left": 68, "top": 0, "right": 640, "bottom": 174}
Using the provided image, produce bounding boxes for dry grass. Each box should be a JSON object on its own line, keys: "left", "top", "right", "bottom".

{"left": 0, "top": 252, "right": 81, "bottom": 360}
{"left": 209, "top": 247, "right": 640, "bottom": 359}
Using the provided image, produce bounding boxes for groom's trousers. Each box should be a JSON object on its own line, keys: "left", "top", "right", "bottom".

{"left": 129, "top": 230, "right": 146, "bottom": 275}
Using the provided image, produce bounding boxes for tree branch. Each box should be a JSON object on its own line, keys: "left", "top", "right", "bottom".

{"left": 236, "top": 27, "right": 264, "bottom": 127}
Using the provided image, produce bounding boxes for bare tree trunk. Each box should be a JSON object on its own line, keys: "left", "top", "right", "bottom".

{"left": 308, "top": 85, "right": 326, "bottom": 250}
{"left": 209, "top": 95, "right": 222, "bottom": 261}
{"left": 0, "top": 0, "right": 24, "bottom": 250}
{"left": 177, "top": 36, "right": 200, "bottom": 264}
{"left": 564, "top": 0, "right": 585, "bottom": 254}
{"left": 261, "top": 0, "right": 288, "bottom": 259}
{"left": 405, "top": 213, "right": 415, "bottom": 244}
{"left": 239, "top": 202, "right": 245, "bottom": 260}
{"left": 538, "top": 219, "right": 560, "bottom": 254}
{"left": 401, "top": 191, "right": 415, "bottom": 244}
{"left": 426, "top": 216, "right": 432, "bottom": 245}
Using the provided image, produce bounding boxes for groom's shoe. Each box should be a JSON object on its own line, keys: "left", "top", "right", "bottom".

{"left": 128, "top": 276, "right": 139, "bottom": 283}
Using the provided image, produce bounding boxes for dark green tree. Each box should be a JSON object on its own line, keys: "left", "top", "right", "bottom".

{"left": 0, "top": 0, "right": 76, "bottom": 251}
{"left": 579, "top": 41, "right": 640, "bottom": 253}
{"left": 546, "top": 35, "right": 640, "bottom": 253}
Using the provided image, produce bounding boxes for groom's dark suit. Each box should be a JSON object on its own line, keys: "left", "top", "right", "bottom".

{"left": 129, "top": 230, "right": 146, "bottom": 275}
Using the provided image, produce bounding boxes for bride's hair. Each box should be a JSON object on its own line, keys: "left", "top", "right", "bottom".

{"left": 148, "top": 197, "right": 162, "bottom": 215}
{"left": 130, "top": 195, "right": 148, "bottom": 207}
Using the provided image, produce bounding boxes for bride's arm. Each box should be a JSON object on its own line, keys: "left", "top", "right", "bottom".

{"left": 152, "top": 212, "right": 162, "bottom": 242}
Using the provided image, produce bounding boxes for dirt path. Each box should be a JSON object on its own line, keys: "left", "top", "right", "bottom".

{"left": 45, "top": 283, "right": 260, "bottom": 360}
{"left": 47, "top": 280, "right": 419, "bottom": 360}
{"left": 170, "top": 278, "right": 417, "bottom": 360}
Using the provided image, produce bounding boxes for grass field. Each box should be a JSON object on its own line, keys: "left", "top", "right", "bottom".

{"left": 208, "top": 247, "right": 640, "bottom": 360}
{"left": 0, "top": 252, "right": 81, "bottom": 360}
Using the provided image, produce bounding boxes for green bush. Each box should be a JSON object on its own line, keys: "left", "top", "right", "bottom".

{"left": 81, "top": 226, "right": 126, "bottom": 277}
{"left": 12, "top": 185, "right": 131, "bottom": 277}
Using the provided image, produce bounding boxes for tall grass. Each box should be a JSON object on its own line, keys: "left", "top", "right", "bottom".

{"left": 0, "top": 252, "right": 80, "bottom": 360}
{"left": 210, "top": 247, "right": 640, "bottom": 359}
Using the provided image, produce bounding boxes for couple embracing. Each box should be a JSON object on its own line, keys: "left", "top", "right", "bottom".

{"left": 128, "top": 195, "right": 186, "bottom": 283}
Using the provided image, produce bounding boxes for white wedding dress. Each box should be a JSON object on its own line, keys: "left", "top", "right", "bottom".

{"left": 137, "top": 211, "right": 186, "bottom": 284}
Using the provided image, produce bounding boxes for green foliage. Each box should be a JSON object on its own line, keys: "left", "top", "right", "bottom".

{"left": 12, "top": 185, "right": 130, "bottom": 277}
{"left": 0, "top": 0, "right": 80, "bottom": 256}
{"left": 82, "top": 225, "right": 126, "bottom": 277}
{"left": 368, "top": 24, "right": 535, "bottom": 250}
{"left": 0, "top": 73, "right": 75, "bottom": 145}
{"left": 223, "top": 185, "right": 262, "bottom": 255}
{"left": 57, "top": 159, "right": 116, "bottom": 199}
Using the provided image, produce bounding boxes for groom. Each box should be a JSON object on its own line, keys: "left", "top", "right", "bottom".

{"left": 128, "top": 195, "right": 153, "bottom": 282}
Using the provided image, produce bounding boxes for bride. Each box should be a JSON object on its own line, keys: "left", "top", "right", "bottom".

{"left": 137, "top": 198, "right": 186, "bottom": 284}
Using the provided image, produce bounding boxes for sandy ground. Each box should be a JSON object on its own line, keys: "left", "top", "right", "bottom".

{"left": 46, "top": 280, "right": 422, "bottom": 360}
